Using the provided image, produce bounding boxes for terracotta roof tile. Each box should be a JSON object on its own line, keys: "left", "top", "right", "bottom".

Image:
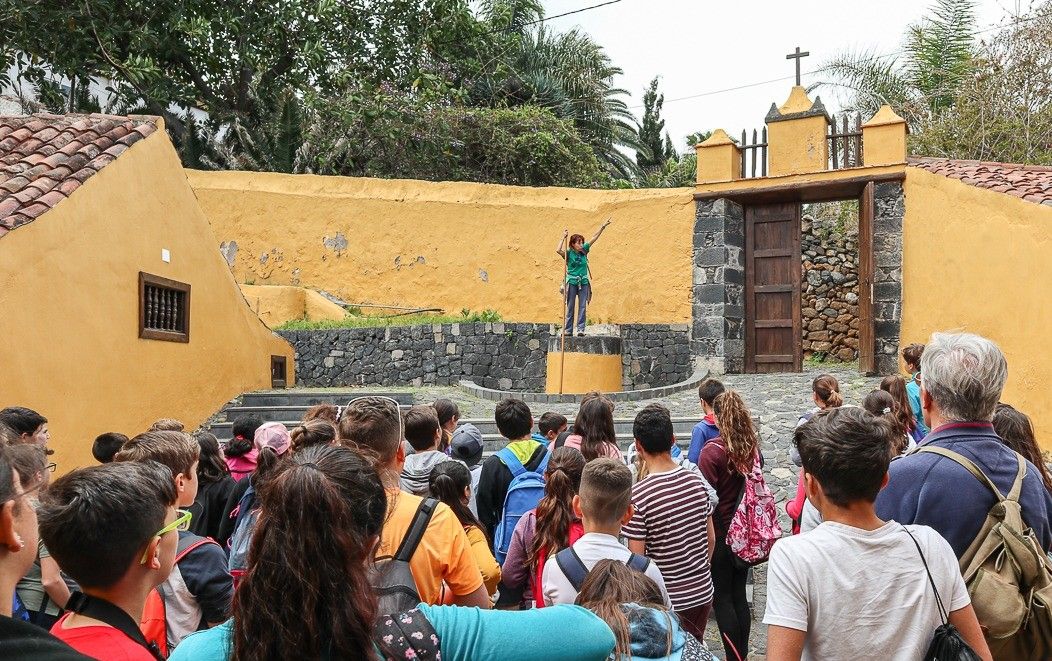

{"left": 908, "top": 157, "right": 1052, "bottom": 207}
{"left": 0, "top": 113, "right": 158, "bottom": 235}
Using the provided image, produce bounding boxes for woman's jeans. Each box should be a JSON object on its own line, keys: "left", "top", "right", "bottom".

{"left": 564, "top": 283, "right": 590, "bottom": 335}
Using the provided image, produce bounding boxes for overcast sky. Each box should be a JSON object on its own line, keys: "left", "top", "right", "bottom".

{"left": 541, "top": 0, "right": 1021, "bottom": 153}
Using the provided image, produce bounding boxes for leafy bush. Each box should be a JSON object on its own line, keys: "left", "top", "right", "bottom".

{"left": 298, "top": 90, "right": 612, "bottom": 188}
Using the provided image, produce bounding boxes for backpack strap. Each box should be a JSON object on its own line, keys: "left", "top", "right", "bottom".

{"left": 66, "top": 591, "right": 165, "bottom": 661}
{"left": 554, "top": 547, "right": 590, "bottom": 592}
{"left": 537, "top": 448, "right": 551, "bottom": 473}
{"left": 394, "top": 498, "right": 438, "bottom": 563}
{"left": 626, "top": 553, "right": 651, "bottom": 574}
{"left": 497, "top": 447, "right": 527, "bottom": 478}
{"left": 175, "top": 536, "right": 218, "bottom": 564}
{"left": 914, "top": 446, "right": 1008, "bottom": 501}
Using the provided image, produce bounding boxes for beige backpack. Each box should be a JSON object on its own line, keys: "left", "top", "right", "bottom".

{"left": 916, "top": 446, "right": 1052, "bottom": 661}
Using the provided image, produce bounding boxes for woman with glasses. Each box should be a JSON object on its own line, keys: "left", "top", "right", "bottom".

{"left": 170, "top": 445, "right": 616, "bottom": 661}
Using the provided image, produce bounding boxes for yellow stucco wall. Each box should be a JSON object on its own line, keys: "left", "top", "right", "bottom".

{"left": 545, "top": 352, "right": 623, "bottom": 394}
{"left": 187, "top": 171, "right": 695, "bottom": 324}
{"left": 240, "top": 284, "right": 347, "bottom": 327}
{"left": 0, "top": 128, "right": 295, "bottom": 470}
{"left": 901, "top": 167, "right": 1052, "bottom": 447}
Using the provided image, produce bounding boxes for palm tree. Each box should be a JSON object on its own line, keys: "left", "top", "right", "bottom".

{"left": 821, "top": 0, "right": 977, "bottom": 127}
{"left": 471, "top": 0, "right": 641, "bottom": 178}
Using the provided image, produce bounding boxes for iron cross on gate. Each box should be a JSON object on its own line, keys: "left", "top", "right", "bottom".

{"left": 786, "top": 46, "right": 810, "bottom": 86}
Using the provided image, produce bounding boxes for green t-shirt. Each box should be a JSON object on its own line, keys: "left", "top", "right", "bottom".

{"left": 566, "top": 242, "right": 590, "bottom": 285}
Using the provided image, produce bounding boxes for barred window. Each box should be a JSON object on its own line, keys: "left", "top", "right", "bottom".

{"left": 139, "top": 272, "right": 190, "bottom": 342}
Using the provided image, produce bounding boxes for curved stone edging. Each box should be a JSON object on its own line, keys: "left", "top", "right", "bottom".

{"left": 458, "top": 367, "right": 709, "bottom": 404}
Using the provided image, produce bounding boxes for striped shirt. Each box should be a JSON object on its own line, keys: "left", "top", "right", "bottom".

{"left": 623, "top": 466, "right": 714, "bottom": 610}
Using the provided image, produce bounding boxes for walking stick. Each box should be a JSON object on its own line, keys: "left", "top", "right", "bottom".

{"left": 559, "top": 232, "right": 569, "bottom": 395}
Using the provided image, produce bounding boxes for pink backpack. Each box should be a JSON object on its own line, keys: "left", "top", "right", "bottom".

{"left": 726, "top": 453, "right": 782, "bottom": 565}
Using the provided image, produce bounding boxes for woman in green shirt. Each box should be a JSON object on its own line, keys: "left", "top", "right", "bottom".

{"left": 557, "top": 219, "right": 611, "bottom": 336}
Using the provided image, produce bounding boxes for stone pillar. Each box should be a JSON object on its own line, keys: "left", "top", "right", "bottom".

{"left": 873, "top": 182, "right": 905, "bottom": 374}
{"left": 692, "top": 199, "right": 745, "bottom": 374}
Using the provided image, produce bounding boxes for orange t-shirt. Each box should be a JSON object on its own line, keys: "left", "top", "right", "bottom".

{"left": 379, "top": 489, "right": 483, "bottom": 604}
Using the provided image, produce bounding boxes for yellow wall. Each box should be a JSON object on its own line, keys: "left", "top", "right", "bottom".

{"left": 901, "top": 167, "right": 1052, "bottom": 447}
{"left": 545, "top": 352, "right": 623, "bottom": 394}
{"left": 0, "top": 129, "right": 294, "bottom": 470}
{"left": 240, "top": 284, "right": 347, "bottom": 327}
{"left": 187, "top": 171, "right": 695, "bottom": 324}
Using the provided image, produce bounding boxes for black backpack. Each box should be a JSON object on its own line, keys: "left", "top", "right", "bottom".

{"left": 554, "top": 546, "right": 651, "bottom": 591}
{"left": 373, "top": 498, "right": 437, "bottom": 616}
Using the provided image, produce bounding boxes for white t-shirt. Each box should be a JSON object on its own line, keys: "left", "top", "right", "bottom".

{"left": 764, "top": 521, "right": 969, "bottom": 661}
{"left": 541, "top": 532, "right": 672, "bottom": 608}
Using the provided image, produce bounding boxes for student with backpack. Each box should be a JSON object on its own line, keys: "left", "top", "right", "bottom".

{"left": 477, "top": 399, "right": 550, "bottom": 561}
{"left": 499, "top": 447, "right": 586, "bottom": 609}
{"left": 338, "top": 397, "right": 490, "bottom": 609}
{"left": 169, "top": 445, "right": 616, "bottom": 661}
{"left": 428, "top": 462, "right": 501, "bottom": 597}
{"left": 39, "top": 461, "right": 182, "bottom": 661}
{"left": 688, "top": 378, "right": 725, "bottom": 465}
{"left": 698, "top": 391, "right": 762, "bottom": 661}
{"left": 114, "top": 431, "right": 233, "bottom": 653}
{"left": 224, "top": 423, "right": 293, "bottom": 587}
{"left": 876, "top": 333, "right": 1052, "bottom": 659}
{"left": 624, "top": 404, "right": 716, "bottom": 640}
{"left": 765, "top": 406, "right": 991, "bottom": 661}
{"left": 542, "top": 458, "right": 670, "bottom": 607}
{"left": 577, "top": 559, "right": 715, "bottom": 661}
{"left": 400, "top": 405, "right": 456, "bottom": 496}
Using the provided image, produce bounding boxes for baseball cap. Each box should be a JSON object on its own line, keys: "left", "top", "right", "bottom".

{"left": 450, "top": 423, "right": 484, "bottom": 466}
{"left": 254, "top": 421, "right": 292, "bottom": 455}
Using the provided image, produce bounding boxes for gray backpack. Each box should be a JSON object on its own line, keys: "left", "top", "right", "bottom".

{"left": 373, "top": 498, "right": 437, "bottom": 616}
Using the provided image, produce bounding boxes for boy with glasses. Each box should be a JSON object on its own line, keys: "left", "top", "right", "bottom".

{"left": 38, "top": 461, "right": 181, "bottom": 660}
{"left": 114, "top": 431, "right": 233, "bottom": 651}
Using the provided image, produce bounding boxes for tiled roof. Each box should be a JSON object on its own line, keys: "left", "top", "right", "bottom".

{"left": 908, "top": 156, "right": 1052, "bottom": 207}
{"left": 0, "top": 113, "right": 158, "bottom": 237}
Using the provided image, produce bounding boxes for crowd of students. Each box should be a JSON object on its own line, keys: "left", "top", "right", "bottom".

{"left": 0, "top": 330, "right": 1050, "bottom": 660}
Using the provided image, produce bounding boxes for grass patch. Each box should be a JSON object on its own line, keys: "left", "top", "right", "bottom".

{"left": 277, "top": 308, "right": 502, "bottom": 331}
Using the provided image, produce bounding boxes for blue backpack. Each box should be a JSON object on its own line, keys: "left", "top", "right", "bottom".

{"left": 493, "top": 447, "right": 550, "bottom": 565}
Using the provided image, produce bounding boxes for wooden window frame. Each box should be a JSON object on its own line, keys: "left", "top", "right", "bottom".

{"left": 138, "top": 272, "right": 191, "bottom": 343}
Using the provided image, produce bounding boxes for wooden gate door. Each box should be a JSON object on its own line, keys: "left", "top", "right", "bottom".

{"left": 745, "top": 203, "right": 802, "bottom": 373}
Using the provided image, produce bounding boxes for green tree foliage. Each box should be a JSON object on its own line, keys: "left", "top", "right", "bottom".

{"left": 910, "top": 6, "right": 1052, "bottom": 164}
{"left": 822, "top": 0, "right": 977, "bottom": 126}
{"left": 3, "top": 0, "right": 636, "bottom": 186}
{"left": 297, "top": 88, "right": 611, "bottom": 188}
{"left": 636, "top": 77, "right": 676, "bottom": 170}
{"left": 469, "top": 0, "right": 640, "bottom": 178}
{"left": 5, "top": 0, "right": 478, "bottom": 143}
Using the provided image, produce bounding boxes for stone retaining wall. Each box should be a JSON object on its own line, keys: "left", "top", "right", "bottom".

{"left": 279, "top": 323, "right": 691, "bottom": 390}
{"left": 801, "top": 213, "right": 860, "bottom": 362}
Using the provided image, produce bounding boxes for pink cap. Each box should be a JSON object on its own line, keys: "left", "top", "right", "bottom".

{"left": 254, "top": 422, "right": 291, "bottom": 455}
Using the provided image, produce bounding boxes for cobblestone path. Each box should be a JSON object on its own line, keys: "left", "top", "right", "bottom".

{"left": 361, "top": 364, "right": 884, "bottom": 659}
